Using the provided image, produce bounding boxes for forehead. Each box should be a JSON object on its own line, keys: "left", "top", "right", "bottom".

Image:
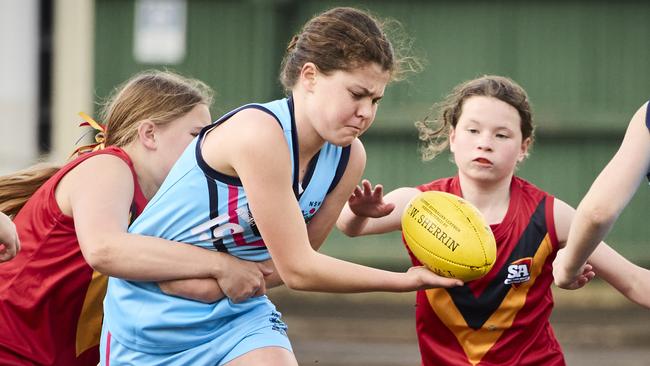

{"left": 460, "top": 96, "right": 521, "bottom": 129}
{"left": 331, "top": 63, "right": 391, "bottom": 93}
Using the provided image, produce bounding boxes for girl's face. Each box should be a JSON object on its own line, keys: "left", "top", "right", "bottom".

{"left": 449, "top": 96, "right": 531, "bottom": 185}
{"left": 155, "top": 104, "right": 211, "bottom": 182}
{"left": 306, "top": 62, "right": 390, "bottom": 147}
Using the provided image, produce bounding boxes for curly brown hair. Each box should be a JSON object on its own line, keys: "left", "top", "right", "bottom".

{"left": 416, "top": 75, "right": 534, "bottom": 161}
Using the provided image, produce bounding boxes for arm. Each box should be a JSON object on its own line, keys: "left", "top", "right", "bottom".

{"left": 336, "top": 179, "right": 420, "bottom": 237}
{"left": 207, "top": 111, "right": 462, "bottom": 292}
{"left": 587, "top": 243, "right": 650, "bottom": 308}
{"left": 159, "top": 259, "right": 276, "bottom": 303}
{"left": 0, "top": 212, "right": 20, "bottom": 262}
{"left": 64, "top": 154, "right": 268, "bottom": 303}
{"left": 558, "top": 102, "right": 650, "bottom": 280}
{"left": 553, "top": 198, "right": 650, "bottom": 308}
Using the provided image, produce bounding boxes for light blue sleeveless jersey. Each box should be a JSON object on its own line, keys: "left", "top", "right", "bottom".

{"left": 103, "top": 97, "right": 350, "bottom": 353}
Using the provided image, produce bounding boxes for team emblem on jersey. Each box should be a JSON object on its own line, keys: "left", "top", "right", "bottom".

{"left": 191, "top": 206, "right": 250, "bottom": 242}
{"left": 302, "top": 200, "right": 323, "bottom": 223}
{"left": 504, "top": 257, "right": 532, "bottom": 287}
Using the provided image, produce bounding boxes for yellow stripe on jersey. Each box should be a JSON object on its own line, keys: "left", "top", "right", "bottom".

{"left": 75, "top": 270, "right": 108, "bottom": 356}
{"left": 426, "top": 233, "right": 554, "bottom": 365}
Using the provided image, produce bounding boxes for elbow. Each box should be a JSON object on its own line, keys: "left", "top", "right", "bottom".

{"left": 278, "top": 265, "right": 313, "bottom": 291}
{"left": 581, "top": 205, "right": 617, "bottom": 231}
{"left": 79, "top": 237, "right": 114, "bottom": 273}
{"left": 281, "top": 271, "right": 309, "bottom": 291}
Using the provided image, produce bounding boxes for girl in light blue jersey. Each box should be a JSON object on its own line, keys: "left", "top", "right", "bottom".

{"left": 554, "top": 101, "right": 650, "bottom": 287}
{"left": 101, "top": 7, "right": 462, "bottom": 366}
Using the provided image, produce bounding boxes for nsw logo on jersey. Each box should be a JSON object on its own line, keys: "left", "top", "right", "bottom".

{"left": 190, "top": 205, "right": 259, "bottom": 244}
{"left": 302, "top": 200, "right": 322, "bottom": 224}
{"left": 504, "top": 257, "right": 532, "bottom": 287}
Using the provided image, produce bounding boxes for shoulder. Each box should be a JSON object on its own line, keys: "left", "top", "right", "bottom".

{"left": 552, "top": 197, "right": 576, "bottom": 246}
{"left": 346, "top": 138, "right": 367, "bottom": 171}
{"left": 213, "top": 108, "right": 285, "bottom": 147}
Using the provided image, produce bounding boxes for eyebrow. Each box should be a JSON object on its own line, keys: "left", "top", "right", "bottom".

{"left": 465, "top": 119, "right": 515, "bottom": 131}
{"left": 350, "top": 86, "right": 383, "bottom": 99}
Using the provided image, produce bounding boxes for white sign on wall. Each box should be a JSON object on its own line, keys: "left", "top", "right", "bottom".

{"left": 133, "top": 0, "right": 187, "bottom": 64}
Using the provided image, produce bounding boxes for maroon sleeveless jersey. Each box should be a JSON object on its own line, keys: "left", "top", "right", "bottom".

{"left": 408, "top": 176, "right": 564, "bottom": 366}
{"left": 0, "top": 147, "right": 147, "bottom": 366}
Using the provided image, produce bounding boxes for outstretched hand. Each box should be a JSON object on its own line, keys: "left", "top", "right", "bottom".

{"left": 348, "top": 179, "right": 396, "bottom": 218}
{"left": 553, "top": 250, "right": 596, "bottom": 290}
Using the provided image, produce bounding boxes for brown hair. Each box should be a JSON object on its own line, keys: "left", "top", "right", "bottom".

{"left": 279, "top": 7, "right": 418, "bottom": 91}
{"left": 416, "top": 75, "right": 534, "bottom": 161}
{"left": 0, "top": 69, "right": 213, "bottom": 217}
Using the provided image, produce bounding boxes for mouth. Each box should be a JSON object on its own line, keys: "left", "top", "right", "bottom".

{"left": 473, "top": 157, "right": 493, "bottom": 166}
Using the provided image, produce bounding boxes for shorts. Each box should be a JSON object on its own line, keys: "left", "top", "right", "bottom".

{"left": 100, "top": 309, "right": 292, "bottom": 365}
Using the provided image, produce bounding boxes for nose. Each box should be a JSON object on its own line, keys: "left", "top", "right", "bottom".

{"left": 355, "top": 99, "right": 374, "bottom": 121}
{"left": 477, "top": 134, "right": 493, "bottom": 151}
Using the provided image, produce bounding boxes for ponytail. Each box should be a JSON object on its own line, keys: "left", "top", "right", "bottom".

{"left": 0, "top": 163, "right": 61, "bottom": 217}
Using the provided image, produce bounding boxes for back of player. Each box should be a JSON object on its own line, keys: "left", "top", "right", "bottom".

{"left": 0, "top": 147, "right": 146, "bottom": 366}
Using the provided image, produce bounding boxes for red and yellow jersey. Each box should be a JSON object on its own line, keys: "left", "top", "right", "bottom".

{"left": 409, "top": 176, "right": 563, "bottom": 366}
{"left": 0, "top": 147, "right": 147, "bottom": 366}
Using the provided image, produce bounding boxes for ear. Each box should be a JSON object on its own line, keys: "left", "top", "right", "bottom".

{"left": 518, "top": 137, "right": 532, "bottom": 162}
{"left": 136, "top": 119, "right": 158, "bottom": 150}
{"left": 448, "top": 127, "right": 457, "bottom": 153}
{"left": 299, "top": 62, "right": 319, "bottom": 92}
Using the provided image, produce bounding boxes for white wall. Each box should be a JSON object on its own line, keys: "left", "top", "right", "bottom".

{"left": 0, "top": 0, "right": 39, "bottom": 174}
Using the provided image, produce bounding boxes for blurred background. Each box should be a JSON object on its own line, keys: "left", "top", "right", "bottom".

{"left": 2, "top": 0, "right": 647, "bottom": 266}
{"left": 1, "top": 0, "right": 648, "bottom": 364}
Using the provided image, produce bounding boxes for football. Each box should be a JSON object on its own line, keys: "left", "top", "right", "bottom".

{"left": 401, "top": 191, "right": 497, "bottom": 282}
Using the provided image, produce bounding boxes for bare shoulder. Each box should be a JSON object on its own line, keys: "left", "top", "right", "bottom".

{"left": 57, "top": 153, "right": 135, "bottom": 215}
{"left": 64, "top": 153, "right": 133, "bottom": 185}
{"left": 202, "top": 108, "right": 290, "bottom": 175}
{"left": 346, "top": 138, "right": 367, "bottom": 173}
{"left": 553, "top": 197, "right": 576, "bottom": 246}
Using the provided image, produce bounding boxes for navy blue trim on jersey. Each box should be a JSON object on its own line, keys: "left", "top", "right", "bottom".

{"left": 327, "top": 145, "right": 352, "bottom": 194}
{"left": 195, "top": 104, "right": 285, "bottom": 186}
{"left": 287, "top": 97, "right": 301, "bottom": 198}
{"left": 299, "top": 152, "right": 320, "bottom": 197}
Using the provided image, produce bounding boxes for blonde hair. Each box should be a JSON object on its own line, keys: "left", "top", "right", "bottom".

{"left": 0, "top": 70, "right": 214, "bottom": 217}
{"left": 416, "top": 75, "right": 534, "bottom": 161}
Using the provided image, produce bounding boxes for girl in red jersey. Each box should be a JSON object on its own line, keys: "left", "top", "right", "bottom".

{"left": 337, "top": 75, "right": 650, "bottom": 366}
{"left": 0, "top": 70, "right": 271, "bottom": 366}
{"left": 0, "top": 212, "right": 20, "bottom": 262}
{"left": 555, "top": 101, "right": 650, "bottom": 288}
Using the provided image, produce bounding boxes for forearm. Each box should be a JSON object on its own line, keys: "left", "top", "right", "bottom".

{"left": 159, "top": 278, "right": 224, "bottom": 303}
{"left": 592, "top": 244, "right": 650, "bottom": 309}
{"left": 625, "top": 266, "right": 650, "bottom": 309}
{"left": 82, "top": 232, "right": 224, "bottom": 281}
{"left": 562, "top": 211, "right": 614, "bottom": 273}
{"left": 280, "top": 250, "right": 415, "bottom": 293}
{"left": 336, "top": 204, "right": 369, "bottom": 237}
